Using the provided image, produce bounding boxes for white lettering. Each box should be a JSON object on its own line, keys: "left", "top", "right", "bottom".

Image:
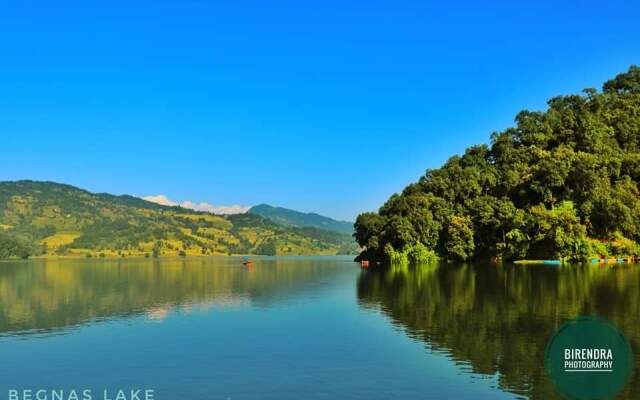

{"left": 8, "top": 388, "right": 153, "bottom": 400}
{"left": 564, "top": 348, "right": 614, "bottom": 360}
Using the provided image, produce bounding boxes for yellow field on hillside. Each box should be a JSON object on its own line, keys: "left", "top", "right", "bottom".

{"left": 41, "top": 232, "right": 81, "bottom": 248}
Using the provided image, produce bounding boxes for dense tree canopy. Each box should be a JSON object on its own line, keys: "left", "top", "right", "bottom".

{"left": 355, "top": 66, "right": 640, "bottom": 262}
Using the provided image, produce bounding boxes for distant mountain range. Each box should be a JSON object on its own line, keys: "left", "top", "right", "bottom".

{"left": 249, "top": 204, "right": 354, "bottom": 235}
{"left": 0, "top": 181, "right": 358, "bottom": 259}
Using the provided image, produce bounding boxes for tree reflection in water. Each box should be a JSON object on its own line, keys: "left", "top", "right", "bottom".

{"left": 357, "top": 262, "right": 640, "bottom": 399}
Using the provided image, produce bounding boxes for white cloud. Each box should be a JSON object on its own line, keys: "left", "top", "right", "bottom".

{"left": 142, "top": 194, "right": 177, "bottom": 206}
{"left": 181, "top": 200, "right": 216, "bottom": 213}
{"left": 142, "top": 194, "right": 250, "bottom": 215}
{"left": 206, "top": 204, "right": 251, "bottom": 214}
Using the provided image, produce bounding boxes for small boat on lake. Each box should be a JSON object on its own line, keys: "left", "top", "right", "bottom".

{"left": 242, "top": 257, "right": 254, "bottom": 267}
{"left": 514, "top": 260, "right": 562, "bottom": 265}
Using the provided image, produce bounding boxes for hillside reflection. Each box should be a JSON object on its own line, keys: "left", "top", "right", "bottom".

{"left": 0, "top": 257, "right": 346, "bottom": 336}
{"left": 357, "top": 263, "right": 640, "bottom": 399}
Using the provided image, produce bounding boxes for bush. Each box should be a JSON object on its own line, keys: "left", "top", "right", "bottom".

{"left": 587, "top": 238, "right": 609, "bottom": 258}
{"left": 407, "top": 242, "right": 438, "bottom": 264}
{"left": 0, "top": 232, "right": 35, "bottom": 259}
{"left": 609, "top": 232, "right": 640, "bottom": 257}
{"left": 384, "top": 243, "right": 408, "bottom": 265}
{"left": 385, "top": 242, "right": 438, "bottom": 266}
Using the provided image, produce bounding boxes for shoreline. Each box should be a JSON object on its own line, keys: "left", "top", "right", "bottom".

{"left": 0, "top": 253, "right": 357, "bottom": 262}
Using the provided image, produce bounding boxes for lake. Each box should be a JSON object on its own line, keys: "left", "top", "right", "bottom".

{"left": 0, "top": 256, "right": 638, "bottom": 399}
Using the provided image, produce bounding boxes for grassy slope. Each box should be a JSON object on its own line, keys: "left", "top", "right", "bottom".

{"left": 0, "top": 181, "right": 358, "bottom": 258}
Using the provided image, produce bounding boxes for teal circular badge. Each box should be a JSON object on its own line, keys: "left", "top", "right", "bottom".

{"left": 544, "top": 316, "right": 633, "bottom": 400}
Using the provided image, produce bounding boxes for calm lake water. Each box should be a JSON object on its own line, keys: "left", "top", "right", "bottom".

{"left": 0, "top": 256, "right": 638, "bottom": 399}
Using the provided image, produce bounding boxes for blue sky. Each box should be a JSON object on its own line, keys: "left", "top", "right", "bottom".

{"left": 1, "top": 0, "right": 639, "bottom": 220}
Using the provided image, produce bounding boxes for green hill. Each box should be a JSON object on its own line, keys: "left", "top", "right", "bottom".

{"left": 355, "top": 66, "right": 640, "bottom": 263}
{"left": 0, "top": 181, "right": 358, "bottom": 259}
{"left": 249, "top": 204, "right": 354, "bottom": 234}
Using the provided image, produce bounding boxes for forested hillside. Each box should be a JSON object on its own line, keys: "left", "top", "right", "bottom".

{"left": 250, "top": 204, "right": 354, "bottom": 234}
{"left": 0, "top": 181, "right": 358, "bottom": 259}
{"left": 355, "top": 66, "right": 640, "bottom": 262}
